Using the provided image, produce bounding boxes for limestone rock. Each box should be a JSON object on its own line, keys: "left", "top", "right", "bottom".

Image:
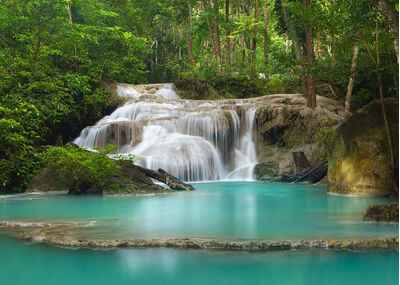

{"left": 254, "top": 94, "right": 345, "bottom": 179}
{"left": 328, "top": 98, "right": 398, "bottom": 196}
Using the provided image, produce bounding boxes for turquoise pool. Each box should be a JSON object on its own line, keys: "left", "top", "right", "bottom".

{"left": 0, "top": 182, "right": 397, "bottom": 240}
{"left": 0, "top": 235, "right": 397, "bottom": 285}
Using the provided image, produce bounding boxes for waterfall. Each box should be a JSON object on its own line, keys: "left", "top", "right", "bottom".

{"left": 74, "top": 83, "right": 258, "bottom": 182}
{"left": 225, "top": 108, "right": 257, "bottom": 180}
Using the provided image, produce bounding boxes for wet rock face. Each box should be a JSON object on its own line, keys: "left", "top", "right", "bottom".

{"left": 254, "top": 95, "right": 345, "bottom": 178}
{"left": 328, "top": 99, "right": 399, "bottom": 196}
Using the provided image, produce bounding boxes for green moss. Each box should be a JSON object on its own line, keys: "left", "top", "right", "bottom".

{"left": 42, "top": 145, "right": 121, "bottom": 194}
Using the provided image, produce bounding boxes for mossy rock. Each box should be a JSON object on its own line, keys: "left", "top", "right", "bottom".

{"left": 28, "top": 147, "right": 166, "bottom": 195}
{"left": 364, "top": 204, "right": 399, "bottom": 222}
{"left": 29, "top": 161, "right": 166, "bottom": 195}
{"left": 328, "top": 98, "right": 398, "bottom": 196}
{"left": 254, "top": 161, "right": 280, "bottom": 181}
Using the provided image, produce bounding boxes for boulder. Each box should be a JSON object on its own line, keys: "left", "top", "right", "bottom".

{"left": 29, "top": 161, "right": 167, "bottom": 195}
{"left": 254, "top": 161, "right": 281, "bottom": 181}
{"left": 254, "top": 94, "right": 345, "bottom": 179}
{"left": 28, "top": 157, "right": 195, "bottom": 195}
{"left": 328, "top": 98, "right": 398, "bottom": 196}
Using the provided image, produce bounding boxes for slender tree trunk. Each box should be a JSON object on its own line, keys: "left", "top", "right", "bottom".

{"left": 251, "top": 0, "right": 259, "bottom": 75}
{"left": 66, "top": 0, "right": 78, "bottom": 72}
{"left": 376, "top": 28, "right": 397, "bottom": 193}
{"left": 66, "top": 1, "right": 76, "bottom": 56}
{"left": 187, "top": 2, "right": 194, "bottom": 65}
{"left": 281, "top": 0, "right": 305, "bottom": 95}
{"left": 225, "top": 0, "right": 231, "bottom": 69}
{"left": 211, "top": 0, "right": 222, "bottom": 64}
{"left": 376, "top": 0, "right": 399, "bottom": 63}
{"left": 315, "top": 31, "right": 321, "bottom": 57}
{"left": 344, "top": 44, "right": 360, "bottom": 115}
{"left": 281, "top": 0, "right": 302, "bottom": 61}
{"left": 303, "top": 0, "right": 316, "bottom": 109}
{"left": 263, "top": 0, "right": 270, "bottom": 69}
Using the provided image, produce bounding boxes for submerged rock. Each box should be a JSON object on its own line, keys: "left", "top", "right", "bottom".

{"left": 364, "top": 204, "right": 399, "bottom": 223}
{"left": 328, "top": 98, "right": 398, "bottom": 196}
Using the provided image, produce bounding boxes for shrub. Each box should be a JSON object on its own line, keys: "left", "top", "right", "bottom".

{"left": 43, "top": 146, "right": 121, "bottom": 194}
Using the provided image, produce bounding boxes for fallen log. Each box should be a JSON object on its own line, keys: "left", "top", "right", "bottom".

{"left": 293, "top": 161, "right": 328, "bottom": 183}
{"left": 135, "top": 165, "right": 194, "bottom": 191}
{"left": 279, "top": 161, "right": 328, "bottom": 184}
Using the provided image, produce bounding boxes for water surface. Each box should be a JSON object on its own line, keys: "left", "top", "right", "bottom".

{"left": 0, "top": 182, "right": 396, "bottom": 240}
{"left": 0, "top": 235, "right": 397, "bottom": 285}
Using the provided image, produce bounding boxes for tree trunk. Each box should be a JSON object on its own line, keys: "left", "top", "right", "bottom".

{"left": 376, "top": 0, "right": 399, "bottom": 63}
{"left": 281, "top": 0, "right": 302, "bottom": 61}
{"left": 66, "top": 0, "right": 78, "bottom": 70}
{"left": 187, "top": 2, "right": 194, "bottom": 65}
{"left": 376, "top": 28, "right": 397, "bottom": 193}
{"left": 251, "top": 0, "right": 260, "bottom": 75}
{"left": 225, "top": 0, "right": 231, "bottom": 69}
{"left": 210, "top": 0, "right": 222, "bottom": 64}
{"left": 303, "top": 0, "right": 316, "bottom": 109}
{"left": 344, "top": 44, "right": 360, "bottom": 115}
{"left": 263, "top": 0, "right": 270, "bottom": 68}
{"left": 135, "top": 165, "right": 194, "bottom": 191}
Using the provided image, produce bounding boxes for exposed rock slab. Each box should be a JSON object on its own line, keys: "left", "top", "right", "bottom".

{"left": 0, "top": 220, "right": 397, "bottom": 251}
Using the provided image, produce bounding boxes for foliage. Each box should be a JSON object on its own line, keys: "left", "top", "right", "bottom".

{"left": 42, "top": 146, "right": 121, "bottom": 194}
{"left": 0, "top": 0, "right": 398, "bottom": 192}
{"left": 0, "top": 100, "right": 44, "bottom": 193}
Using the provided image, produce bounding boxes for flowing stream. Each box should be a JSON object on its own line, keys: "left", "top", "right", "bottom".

{"left": 74, "top": 84, "right": 258, "bottom": 181}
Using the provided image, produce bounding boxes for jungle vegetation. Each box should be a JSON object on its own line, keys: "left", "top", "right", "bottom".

{"left": 0, "top": 0, "right": 398, "bottom": 193}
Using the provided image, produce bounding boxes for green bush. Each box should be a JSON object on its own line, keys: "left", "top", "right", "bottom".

{"left": 43, "top": 146, "right": 121, "bottom": 194}
{"left": 0, "top": 101, "right": 45, "bottom": 193}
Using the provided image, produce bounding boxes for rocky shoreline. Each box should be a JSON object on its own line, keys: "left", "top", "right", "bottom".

{"left": 0, "top": 221, "right": 397, "bottom": 252}
{"left": 26, "top": 236, "right": 399, "bottom": 251}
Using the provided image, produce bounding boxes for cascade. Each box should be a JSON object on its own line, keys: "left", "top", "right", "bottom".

{"left": 74, "top": 83, "right": 258, "bottom": 182}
